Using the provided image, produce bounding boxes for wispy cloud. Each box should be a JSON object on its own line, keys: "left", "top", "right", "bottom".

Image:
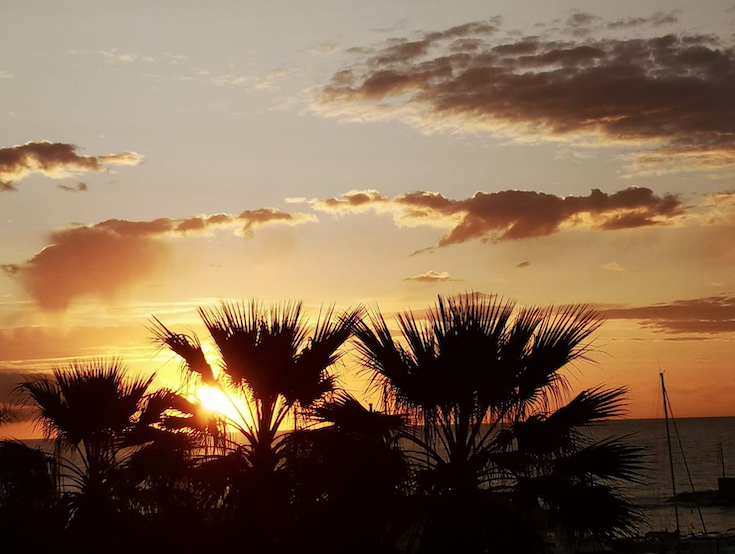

{"left": 313, "top": 16, "right": 735, "bottom": 176}
{"left": 602, "top": 262, "right": 625, "bottom": 272}
{"left": 209, "top": 69, "right": 293, "bottom": 91}
{"left": 310, "top": 187, "right": 683, "bottom": 247}
{"left": 57, "top": 182, "right": 88, "bottom": 193}
{"left": 308, "top": 36, "right": 342, "bottom": 57}
{"left": 701, "top": 190, "right": 735, "bottom": 226}
{"left": 2, "top": 209, "right": 316, "bottom": 311}
{"left": 69, "top": 49, "right": 189, "bottom": 65}
{"left": 403, "top": 270, "right": 459, "bottom": 282}
{"left": 0, "top": 70, "right": 14, "bottom": 79}
{"left": 0, "top": 142, "right": 141, "bottom": 192}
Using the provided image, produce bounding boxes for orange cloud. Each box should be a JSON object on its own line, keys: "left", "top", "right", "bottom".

{"left": 5, "top": 224, "right": 168, "bottom": 311}
{"left": 315, "top": 20, "right": 735, "bottom": 176}
{"left": 601, "top": 295, "right": 735, "bottom": 334}
{"left": 0, "top": 141, "right": 141, "bottom": 191}
{"left": 2, "top": 209, "right": 315, "bottom": 310}
{"left": 312, "top": 187, "right": 683, "bottom": 246}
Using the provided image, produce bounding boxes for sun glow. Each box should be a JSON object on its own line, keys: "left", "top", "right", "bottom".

{"left": 196, "top": 384, "right": 245, "bottom": 422}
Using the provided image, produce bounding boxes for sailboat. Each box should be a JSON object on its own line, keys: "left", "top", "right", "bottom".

{"left": 646, "top": 373, "right": 735, "bottom": 554}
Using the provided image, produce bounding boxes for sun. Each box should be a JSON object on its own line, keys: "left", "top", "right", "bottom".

{"left": 196, "top": 384, "right": 242, "bottom": 421}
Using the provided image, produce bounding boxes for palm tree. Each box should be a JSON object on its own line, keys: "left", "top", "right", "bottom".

{"left": 355, "top": 293, "right": 644, "bottom": 553}
{"left": 283, "top": 392, "right": 410, "bottom": 553}
{"left": 151, "top": 300, "right": 362, "bottom": 545}
{"left": 15, "top": 359, "right": 207, "bottom": 546}
{"left": 0, "top": 440, "right": 64, "bottom": 552}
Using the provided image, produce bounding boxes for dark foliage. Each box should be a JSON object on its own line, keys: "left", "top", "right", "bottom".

{"left": 0, "top": 295, "right": 646, "bottom": 554}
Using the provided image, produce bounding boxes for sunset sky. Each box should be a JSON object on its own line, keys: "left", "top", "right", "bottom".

{"left": 2, "top": 0, "right": 735, "bottom": 436}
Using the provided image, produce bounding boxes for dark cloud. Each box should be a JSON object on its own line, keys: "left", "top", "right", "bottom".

{"left": 607, "top": 12, "right": 678, "bottom": 30}
{"left": 564, "top": 12, "right": 603, "bottom": 37}
{"left": 4, "top": 209, "right": 315, "bottom": 310}
{"left": 403, "top": 270, "right": 459, "bottom": 283}
{"left": 316, "top": 19, "right": 735, "bottom": 175}
{"left": 563, "top": 10, "right": 677, "bottom": 36}
{"left": 312, "top": 187, "right": 683, "bottom": 246}
{"left": 516, "top": 261, "right": 531, "bottom": 268}
{"left": 175, "top": 213, "right": 234, "bottom": 233}
{"left": 601, "top": 295, "right": 735, "bottom": 334}
{"left": 58, "top": 182, "right": 88, "bottom": 193}
{"left": 372, "top": 21, "right": 500, "bottom": 65}
{"left": 0, "top": 142, "right": 141, "bottom": 191}
{"left": 237, "top": 208, "right": 313, "bottom": 236}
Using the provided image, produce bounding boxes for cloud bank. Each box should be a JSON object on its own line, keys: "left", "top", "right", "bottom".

{"left": 314, "top": 16, "right": 735, "bottom": 176}
{"left": 0, "top": 142, "right": 141, "bottom": 191}
{"left": 2, "top": 209, "right": 315, "bottom": 310}
{"left": 310, "top": 187, "right": 683, "bottom": 247}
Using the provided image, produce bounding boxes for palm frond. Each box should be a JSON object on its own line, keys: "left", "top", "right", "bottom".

{"left": 554, "top": 436, "right": 647, "bottom": 484}
{"left": 546, "top": 482, "right": 645, "bottom": 540}
{"left": 0, "top": 404, "right": 20, "bottom": 425}
{"left": 150, "top": 317, "right": 216, "bottom": 384}
{"left": 515, "top": 304, "right": 602, "bottom": 412}
{"left": 15, "top": 375, "right": 69, "bottom": 442}
{"left": 548, "top": 386, "right": 629, "bottom": 429}
{"left": 313, "top": 392, "right": 406, "bottom": 439}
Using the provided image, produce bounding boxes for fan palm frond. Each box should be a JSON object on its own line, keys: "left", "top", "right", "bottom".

{"left": 150, "top": 318, "right": 216, "bottom": 385}
{"left": 355, "top": 293, "right": 643, "bottom": 548}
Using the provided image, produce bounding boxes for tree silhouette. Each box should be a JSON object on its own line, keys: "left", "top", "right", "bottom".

{"left": 283, "top": 392, "right": 410, "bottom": 553}
{"left": 151, "top": 300, "right": 362, "bottom": 548}
{"left": 15, "top": 359, "right": 206, "bottom": 551}
{"left": 0, "top": 440, "right": 64, "bottom": 553}
{"left": 355, "top": 293, "right": 644, "bottom": 553}
{"left": 0, "top": 295, "right": 648, "bottom": 553}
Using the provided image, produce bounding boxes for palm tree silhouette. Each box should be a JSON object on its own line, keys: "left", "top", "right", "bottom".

{"left": 0, "top": 440, "right": 64, "bottom": 552}
{"left": 283, "top": 392, "right": 410, "bottom": 553}
{"left": 355, "top": 293, "right": 644, "bottom": 553}
{"left": 151, "top": 300, "right": 362, "bottom": 545}
{"left": 15, "top": 359, "right": 205, "bottom": 549}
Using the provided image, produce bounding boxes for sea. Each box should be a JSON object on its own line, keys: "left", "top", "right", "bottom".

{"left": 597, "top": 417, "right": 735, "bottom": 536}
{"left": 16, "top": 417, "right": 735, "bottom": 536}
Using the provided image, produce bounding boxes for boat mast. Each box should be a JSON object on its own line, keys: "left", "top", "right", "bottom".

{"left": 661, "top": 372, "right": 680, "bottom": 535}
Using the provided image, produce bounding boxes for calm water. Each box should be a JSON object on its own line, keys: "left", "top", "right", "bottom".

{"left": 599, "top": 417, "right": 735, "bottom": 535}
{"left": 19, "top": 417, "right": 735, "bottom": 535}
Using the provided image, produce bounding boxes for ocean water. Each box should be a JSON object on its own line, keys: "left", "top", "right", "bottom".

{"left": 598, "top": 417, "right": 735, "bottom": 535}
